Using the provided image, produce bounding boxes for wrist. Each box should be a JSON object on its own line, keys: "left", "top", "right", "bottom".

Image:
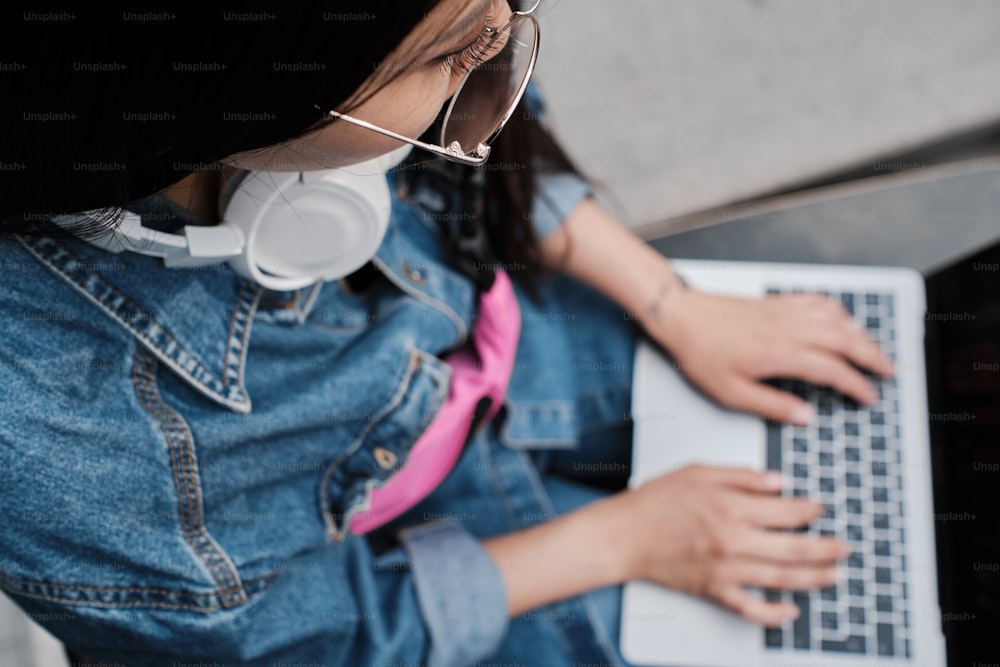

{"left": 567, "top": 491, "right": 639, "bottom": 585}
{"left": 632, "top": 267, "right": 687, "bottom": 327}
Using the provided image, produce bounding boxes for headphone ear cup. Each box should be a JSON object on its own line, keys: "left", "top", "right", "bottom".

{"left": 221, "top": 168, "right": 391, "bottom": 288}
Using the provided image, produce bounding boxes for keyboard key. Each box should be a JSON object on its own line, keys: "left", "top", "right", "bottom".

{"left": 766, "top": 425, "right": 781, "bottom": 471}
{"left": 845, "top": 445, "right": 860, "bottom": 460}
{"left": 877, "top": 623, "right": 895, "bottom": 656}
{"left": 848, "top": 607, "right": 865, "bottom": 625}
{"left": 821, "top": 635, "right": 866, "bottom": 654}
{"left": 846, "top": 498, "right": 863, "bottom": 514}
{"left": 765, "top": 627, "right": 784, "bottom": 648}
{"left": 793, "top": 438, "right": 808, "bottom": 453}
{"left": 872, "top": 436, "right": 886, "bottom": 450}
{"left": 874, "top": 513, "right": 890, "bottom": 529}
{"left": 866, "top": 293, "right": 880, "bottom": 306}
{"left": 875, "top": 567, "right": 892, "bottom": 584}
{"left": 873, "top": 487, "right": 889, "bottom": 502}
{"left": 846, "top": 524, "right": 863, "bottom": 541}
{"left": 844, "top": 422, "right": 860, "bottom": 437}
{"left": 848, "top": 551, "right": 864, "bottom": 569}
{"left": 871, "top": 411, "right": 885, "bottom": 425}
{"left": 819, "top": 451, "right": 835, "bottom": 467}
{"left": 841, "top": 293, "right": 855, "bottom": 313}
{"left": 848, "top": 579, "right": 864, "bottom": 596}
{"left": 819, "top": 427, "right": 834, "bottom": 441}
{"left": 823, "top": 503, "right": 836, "bottom": 519}
{"left": 820, "top": 477, "right": 835, "bottom": 493}
{"left": 793, "top": 463, "right": 809, "bottom": 478}
{"left": 792, "top": 593, "right": 811, "bottom": 649}
{"left": 875, "top": 540, "right": 891, "bottom": 556}
{"left": 876, "top": 595, "right": 893, "bottom": 612}
{"left": 845, "top": 472, "right": 862, "bottom": 488}
{"left": 820, "top": 586, "right": 838, "bottom": 601}
{"left": 821, "top": 610, "right": 838, "bottom": 630}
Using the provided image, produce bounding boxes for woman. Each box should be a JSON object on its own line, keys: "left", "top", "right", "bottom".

{"left": 0, "top": 2, "right": 892, "bottom": 665}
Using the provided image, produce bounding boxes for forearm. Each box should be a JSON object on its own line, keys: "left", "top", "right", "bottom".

{"left": 539, "top": 197, "right": 685, "bottom": 324}
{"left": 482, "top": 492, "right": 632, "bottom": 617}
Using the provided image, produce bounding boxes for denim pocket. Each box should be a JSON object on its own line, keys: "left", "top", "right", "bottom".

{"left": 321, "top": 346, "right": 450, "bottom": 541}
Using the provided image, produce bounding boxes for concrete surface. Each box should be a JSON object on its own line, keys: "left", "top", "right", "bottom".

{"left": 534, "top": 0, "right": 1000, "bottom": 229}
{"left": 648, "top": 158, "right": 1000, "bottom": 271}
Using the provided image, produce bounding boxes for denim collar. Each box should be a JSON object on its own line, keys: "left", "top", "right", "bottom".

{"left": 16, "top": 195, "right": 262, "bottom": 413}
{"left": 16, "top": 191, "right": 477, "bottom": 414}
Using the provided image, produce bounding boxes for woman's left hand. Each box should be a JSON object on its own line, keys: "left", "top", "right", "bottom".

{"left": 645, "top": 287, "right": 896, "bottom": 425}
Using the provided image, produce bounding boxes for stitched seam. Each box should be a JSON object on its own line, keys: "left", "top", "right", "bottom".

{"left": 132, "top": 349, "right": 232, "bottom": 598}
{"left": 232, "top": 282, "right": 262, "bottom": 397}
{"left": 16, "top": 236, "right": 249, "bottom": 412}
{"left": 320, "top": 346, "right": 424, "bottom": 540}
{"left": 133, "top": 348, "right": 246, "bottom": 607}
{"left": 0, "top": 574, "right": 217, "bottom": 597}
{"left": 0, "top": 573, "right": 277, "bottom": 611}
{"left": 221, "top": 280, "right": 248, "bottom": 389}
{"left": 138, "top": 349, "right": 246, "bottom": 605}
{"left": 371, "top": 255, "right": 468, "bottom": 345}
{"left": 8, "top": 593, "right": 222, "bottom": 611}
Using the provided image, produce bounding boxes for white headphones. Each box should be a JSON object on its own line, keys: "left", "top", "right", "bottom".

{"left": 66, "top": 144, "right": 412, "bottom": 290}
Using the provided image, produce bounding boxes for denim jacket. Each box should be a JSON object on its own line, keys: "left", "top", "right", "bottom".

{"left": 0, "top": 97, "right": 639, "bottom": 667}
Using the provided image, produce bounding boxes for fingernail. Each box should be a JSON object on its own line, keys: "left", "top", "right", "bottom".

{"left": 788, "top": 403, "right": 814, "bottom": 426}
{"left": 763, "top": 471, "right": 784, "bottom": 489}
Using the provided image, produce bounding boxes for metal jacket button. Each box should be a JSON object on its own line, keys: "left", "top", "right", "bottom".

{"left": 373, "top": 447, "right": 398, "bottom": 470}
{"left": 400, "top": 261, "right": 426, "bottom": 285}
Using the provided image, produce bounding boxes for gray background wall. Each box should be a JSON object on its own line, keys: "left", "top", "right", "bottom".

{"left": 533, "top": 0, "right": 1000, "bottom": 229}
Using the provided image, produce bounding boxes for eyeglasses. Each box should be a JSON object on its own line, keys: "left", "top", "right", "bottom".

{"left": 327, "top": 1, "right": 545, "bottom": 166}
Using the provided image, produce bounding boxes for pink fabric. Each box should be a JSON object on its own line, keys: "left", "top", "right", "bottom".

{"left": 348, "top": 269, "right": 521, "bottom": 535}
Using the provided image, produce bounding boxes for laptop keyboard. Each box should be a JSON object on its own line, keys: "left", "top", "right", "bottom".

{"left": 762, "top": 288, "right": 912, "bottom": 658}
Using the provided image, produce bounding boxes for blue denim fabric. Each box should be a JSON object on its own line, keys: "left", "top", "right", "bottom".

{"left": 0, "top": 107, "right": 639, "bottom": 667}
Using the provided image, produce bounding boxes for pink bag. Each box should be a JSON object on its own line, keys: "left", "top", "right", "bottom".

{"left": 348, "top": 269, "right": 521, "bottom": 535}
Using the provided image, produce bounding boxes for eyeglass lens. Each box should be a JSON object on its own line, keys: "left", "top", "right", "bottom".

{"left": 440, "top": 14, "right": 537, "bottom": 156}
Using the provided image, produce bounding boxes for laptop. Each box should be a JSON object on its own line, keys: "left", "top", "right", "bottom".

{"left": 620, "top": 249, "right": 1000, "bottom": 666}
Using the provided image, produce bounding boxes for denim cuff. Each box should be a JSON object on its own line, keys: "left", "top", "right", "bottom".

{"left": 531, "top": 171, "right": 591, "bottom": 241}
{"left": 400, "top": 520, "right": 509, "bottom": 667}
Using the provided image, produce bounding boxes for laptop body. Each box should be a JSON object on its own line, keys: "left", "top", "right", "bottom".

{"left": 620, "top": 258, "right": 947, "bottom": 666}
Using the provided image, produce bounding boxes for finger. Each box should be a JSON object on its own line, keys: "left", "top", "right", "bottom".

{"left": 722, "top": 525, "right": 851, "bottom": 564}
{"left": 722, "top": 492, "right": 824, "bottom": 528}
{"left": 771, "top": 292, "right": 848, "bottom": 322}
{"left": 801, "top": 319, "right": 896, "bottom": 378}
{"left": 692, "top": 465, "right": 785, "bottom": 494}
{"left": 764, "top": 348, "right": 880, "bottom": 406}
{"left": 727, "top": 559, "right": 840, "bottom": 592}
{"left": 712, "top": 584, "right": 800, "bottom": 627}
{"left": 722, "top": 377, "right": 816, "bottom": 426}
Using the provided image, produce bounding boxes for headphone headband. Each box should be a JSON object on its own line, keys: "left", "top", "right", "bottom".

{"left": 55, "top": 145, "right": 413, "bottom": 290}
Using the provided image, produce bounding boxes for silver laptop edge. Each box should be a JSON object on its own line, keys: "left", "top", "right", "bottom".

{"left": 621, "top": 259, "right": 946, "bottom": 667}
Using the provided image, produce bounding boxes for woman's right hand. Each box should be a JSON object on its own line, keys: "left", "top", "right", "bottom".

{"left": 607, "top": 463, "right": 851, "bottom": 626}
